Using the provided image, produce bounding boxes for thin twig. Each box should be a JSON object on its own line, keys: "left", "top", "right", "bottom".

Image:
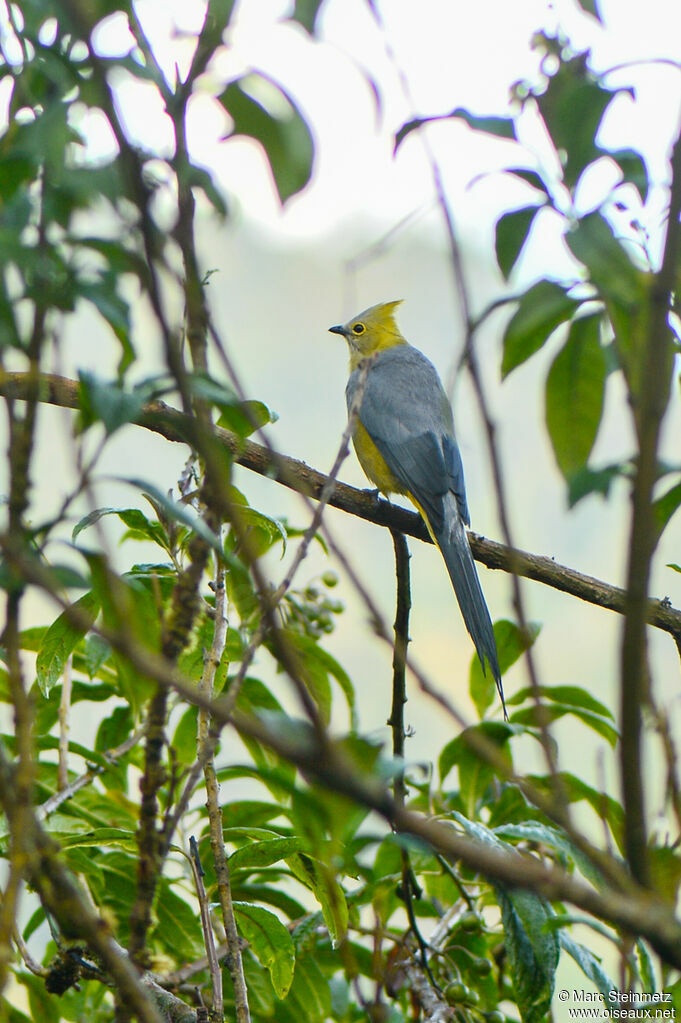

{"left": 199, "top": 549, "right": 250, "bottom": 1023}
{"left": 57, "top": 654, "right": 73, "bottom": 791}
{"left": 388, "top": 530, "right": 411, "bottom": 807}
{"left": 38, "top": 728, "right": 145, "bottom": 821}
{"left": 188, "top": 837, "right": 222, "bottom": 1019}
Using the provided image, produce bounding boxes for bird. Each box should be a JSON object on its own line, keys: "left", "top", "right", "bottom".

{"left": 329, "top": 300, "right": 506, "bottom": 718}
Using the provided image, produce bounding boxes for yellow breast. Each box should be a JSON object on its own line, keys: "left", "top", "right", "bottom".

{"left": 352, "top": 421, "right": 405, "bottom": 496}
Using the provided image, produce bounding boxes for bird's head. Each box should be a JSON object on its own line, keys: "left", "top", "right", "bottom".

{"left": 329, "top": 300, "right": 405, "bottom": 359}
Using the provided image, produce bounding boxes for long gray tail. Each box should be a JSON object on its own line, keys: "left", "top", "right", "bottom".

{"left": 435, "top": 497, "right": 506, "bottom": 718}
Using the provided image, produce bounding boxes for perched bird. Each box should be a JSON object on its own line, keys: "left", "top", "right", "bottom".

{"left": 329, "top": 300, "right": 506, "bottom": 717}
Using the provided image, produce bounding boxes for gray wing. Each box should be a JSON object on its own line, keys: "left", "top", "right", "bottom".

{"left": 346, "top": 346, "right": 469, "bottom": 528}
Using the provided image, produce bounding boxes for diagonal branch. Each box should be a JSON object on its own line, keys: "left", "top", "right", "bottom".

{"left": 2, "top": 370, "right": 680, "bottom": 647}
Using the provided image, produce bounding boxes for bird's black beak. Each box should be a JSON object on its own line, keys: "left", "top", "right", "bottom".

{"left": 328, "top": 324, "right": 346, "bottom": 337}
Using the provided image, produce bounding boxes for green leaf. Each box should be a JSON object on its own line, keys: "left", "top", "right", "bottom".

{"left": 36, "top": 592, "right": 99, "bottom": 696}
{"left": 439, "top": 721, "right": 514, "bottom": 805}
{"left": 230, "top": 836, "right": 301, "bottom": 871}
{"left": 220, "top": 73, "right": 314, "bottom": 204}
{"left": 495, "top": 205, "right": 541, "bottom": 279}
{"left": 178, "top": 162, "right": 227, "bottom": 216}
{"left": 192, "top": 373, "right": 278, "bottom": 437}
{"left": 508, "top": 684, "right": 613, "bottom": 720}
{"left": 396, "top": 106, "right": 515, "bottom": 150}
{"left": 497, "top": 886, "right": 559, "bottom": 1023}
{"left": 286, "top": 852, "right": 348, "bottom": 946}
{"left": 511, "top": 702, "right": 618, "bottom": 746}
{"left": 285, "top": 633, "right": 356, "bottom": 728}
{"left": 536, "top": 52, "right": 614, "bottom": 189}
{"left": 654, "top": 479, "right": 681, "bottom": 537}
{"left": 217, "top": 398, "right": 278, "bottom": 437}
{"left": 493, "top": 821, "right": 604, "bottom": 888}
{"left": 280, "top": 632, "right": 332, "bottom": 724}
{"left": 606, "top": 147, "right": 649, "bottom": 203}
{"left": 506, "top": 167, "right": 550, "bottom": 195}
{"left": 291, "top": 0, "right": 325, "bottom": 34}
{"left": 470, "top": 619, "right": 540, "bottom": 717}
{"left": 567, "top": 212, "right": 644, "bottom": 310}
{"left": 545, "top": 313, "right": 606, "bottom": 480}
{"left": 78, "top": 372, "right": 145, "bottom": 437}
{"left": 283, "top": 953, "right": 333, "bottom": 1022}
{"left": 453, "top": 814, "right": 559, "bottom": 1020}
{"left": 233, "top": 902, "right": 295, "bottom": 997}
{"left": 567, "top": 461, "right": 627, "bottom": 507}
{"left": 78, "top": 275, "right": 131, "bottom": 349}
{"left": 73, "top": 506, "right": 167, "bottom": 549}
{"left": 118, "top": 480, "right": 223, "bottom": 554}
{"left": 560, "top": 932, "right": 615, "bottom": 1001}
{"left": 502, "top": 280, "right": 578, "bottom": 377}
{"left": 156, "top": 879, "right": 205, "bottom": 960}
{"left": 636, "top": 939, "right": 656, "bottom": 993}
{"left": 575, "top": 0, "right": 603, "bottom": 22}
{"left": 527, "top": 771, "right": 624, "bottom": 852}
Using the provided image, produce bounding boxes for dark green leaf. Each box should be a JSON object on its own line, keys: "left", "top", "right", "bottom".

{"left": 511, "top": 702, "right": 618, "bottom": 746}
{"left": 575, "top": 0, "right": 603, "bottom": 21}
{"left": 527, "top": 772, "right": 624, "bottom": 851}
{"left": 470, "top": 619, "right": 540, "bottom": 717}
{"left": 439, "top": 720, "right": 514, "bottom": 798}
{"left": 286, "top": 852, "right": 348, "bottom": 945}
{"left": 560, "top": 932, "right": 615, "bottom": 1000}
{"left": 606, "top": 147, "right": 649, "bottom": 203}
{"left": 495, "top": 205, "right": 541, "bottom": 279}
{"left": 545, "top": 313, "right": 606, "bottom": 480}
{"left": 508, "top": 684, "right": 613, "bottom": 720}
{"left": 654, "top": 479, "right": 681, "bottom": 537}
{"left": 156, "top": 879, "right": 205, "bottom": 960}
{"left": 78, "top": 373, "right": 145, "bottom": 437}
{"left": 179, "top": 162, "right": 227, "bottom": 216}
{"left": 291, "top": 0, "right": 325, "bottom": 34}
{"left": 566, "top": 212, "right": 645, "bottom": 310}
{"left": 506, "top": 167, "right": 550, "bottom": 195}
{"left": 567, "top": 462, "right": 627, "bottom": 506}
{"left": 502, "top": 280, "right": 578, "bottom": 377}
{"left": 536, "top": 52, "right": 613, "bottom": 189}
{"left": 36, "top": 592, "right": 99, "bottom": 696}
{"left": 283, "top": 953, "right": 333, "bottom": 1022}
{"left": 497, "top": 886, "right": 559, "bottom": 1023}
{"left": 220, "top": 73, "right": 314, "bottom": 204}
{"left": 453, "top": 812, "right": 558, "bottom": 1021}
{"left": 73, "top": 506, "right": 167, "bottom": 549}
{"left": 78, "top": 276, "right": 131, "bottom": 350}
{"left": 396, "top": 106, "right": 515, "bottom": 150}
{"left": 230, "top": 836, "right": 301, "bottom": 871}
{"left": 233, "top": 902, "right": 295, "bottom": 997}
{"left": 636, "top": 939, "right": 656, "bottom": 993}
{"left": 493, "top": 820, "right": 604, "bottom": 888}
{"left": 119, "top": 480, "right": 223, "bottom": 554}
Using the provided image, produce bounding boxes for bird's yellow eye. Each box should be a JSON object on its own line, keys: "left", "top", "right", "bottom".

{"left": 352, "top": 322, "right": 365, "bottom": 335}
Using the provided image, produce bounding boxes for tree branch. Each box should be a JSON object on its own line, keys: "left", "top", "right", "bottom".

{"left": 620, "top": 118, "right": 681, "bottom": 885}
{"left": 3, "top": 369, "right": 680, "bottom": 646}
